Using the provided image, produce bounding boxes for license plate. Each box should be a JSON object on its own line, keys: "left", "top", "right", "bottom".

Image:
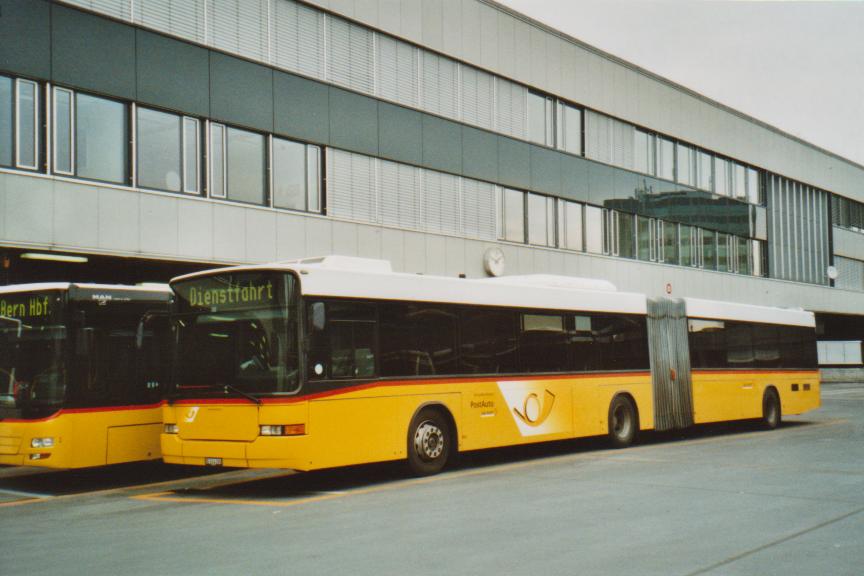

{"left": 205, "top": 457, "right": 223, "bottom": 466}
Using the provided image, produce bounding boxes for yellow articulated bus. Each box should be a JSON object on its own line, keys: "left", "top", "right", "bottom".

{"left": 161, "top": 256, "right": 819, "bottom": 475}
{"left": 0, "top": 283, "right": 171, "bottom": 468}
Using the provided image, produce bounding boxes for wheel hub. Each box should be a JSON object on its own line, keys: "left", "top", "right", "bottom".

{"left": 414, "top": 420, "right": 444, "bottom": 461}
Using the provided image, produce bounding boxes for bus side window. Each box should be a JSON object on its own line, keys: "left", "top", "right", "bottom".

{"left": 307, "top": 301, "right": 377, "bottom": 380}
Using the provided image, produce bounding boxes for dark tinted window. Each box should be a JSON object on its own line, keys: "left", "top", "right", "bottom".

{"left": 688, "top": 319, "right": 726, "bottom": 369}
{"left": 725, "top": 322, "right": 753, "bottom": 368}
{"left": 590, "top": 315, "right": 650, "bottom": 371}
{"left": 380, "top": 303, "right": 457, "bottom": 376}
{"left": 752, "top": 324, "right": 780, "bottom": 368}
{"left": 307, "top": 301, "right": 376, "bottom": 380}
{"left": 459, "top": 309, "right": 517, "bottom": 374}
{"left": 520, "top": 313, "right": 569, "bottom": 372}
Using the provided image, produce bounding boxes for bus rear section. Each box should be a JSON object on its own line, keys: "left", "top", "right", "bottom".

{"left": 0, "top": 284, "right": 171, "bottom": 468}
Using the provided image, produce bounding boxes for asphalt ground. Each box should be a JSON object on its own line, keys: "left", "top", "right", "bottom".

{"left": 1, "top": 383, "right": 863, "bottom": 575}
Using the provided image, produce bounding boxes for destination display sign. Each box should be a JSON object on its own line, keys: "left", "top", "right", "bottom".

{"left": 174, "top": 273, "right": 285, "bottom": 312}
{"left": 0, "top": 291, "right": 61, "bottom": 323}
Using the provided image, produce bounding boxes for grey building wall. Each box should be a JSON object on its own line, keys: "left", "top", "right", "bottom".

{"left": 3, "top": 169, "right": 864, "bottom": 316}
{"left": 302, "top": 0, "right": 864, "bottom": 203}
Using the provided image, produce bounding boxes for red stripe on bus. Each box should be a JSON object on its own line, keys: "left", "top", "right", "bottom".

{"left": 168, "top": 371, "right": 654, "bottom": 406}
{"left": 1, "top": 402, "right": 163, "bottom": 423}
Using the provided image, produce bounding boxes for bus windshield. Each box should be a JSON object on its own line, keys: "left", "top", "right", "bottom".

{"left": 0, "top": 321, "right": 67, "bottom": 415}
{"left": 171, "top": 272, "right": 299, "bottom": 397}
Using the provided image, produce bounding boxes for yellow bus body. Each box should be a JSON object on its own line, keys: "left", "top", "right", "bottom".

{"left": 161, "top": 370, "right": 819, "bottom": 471}
{"left": 0, "top": 404, "right": 162, "bottom": 468}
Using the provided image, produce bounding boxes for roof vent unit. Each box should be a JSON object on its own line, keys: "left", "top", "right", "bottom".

{"left": 482, "top": 274, "right": 617, "bottom": 292}
{"left": 285, "top": 255, "right": 394, "bottom": 274}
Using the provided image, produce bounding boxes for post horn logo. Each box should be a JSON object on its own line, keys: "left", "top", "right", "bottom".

{"left": 184, "top": 406, "right": 200, "bottom": 423}
{"left": 513, "top": 389, "right": 556, "bottom": 427}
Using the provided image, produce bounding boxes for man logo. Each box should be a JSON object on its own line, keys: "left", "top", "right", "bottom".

{"left": 513, "top": 389, "right": 556, "bottom": 427}
{"left": 184, "top": 407, "right": 199, "bottom": 423}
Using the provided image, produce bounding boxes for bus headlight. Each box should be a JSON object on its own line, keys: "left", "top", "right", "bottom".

{"left": 31, "top": 437, "right": 54, "bottom": 448}
{"left": 163, "top": 424, "right": 179, "bottom": 434}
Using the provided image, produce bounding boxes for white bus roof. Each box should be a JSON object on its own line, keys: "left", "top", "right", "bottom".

{"left": 172, "top": 257, "right": 646, "bottom": 315}
{"left": 684, "top": 297, "right": 815, "bottom": 328}
{"left": 0, "top": 283, "right": 171, "bottom": 295}
{"left": 171, "top": 256, "right": 815, "bottom": 326}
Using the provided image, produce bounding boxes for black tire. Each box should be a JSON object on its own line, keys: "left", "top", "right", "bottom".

{"left": 761, "top": 387, "right": 781, "bottom": 430}
{"left": 407, "top": 408, "right": 451, "bottom": 476}
{"left": 608, "top": 395, "right": 638, "bottom": 448}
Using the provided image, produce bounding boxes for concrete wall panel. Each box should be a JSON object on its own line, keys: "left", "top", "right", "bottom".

{"left": 400, "top": 0, "right": 423, "bottom": 43}
{"left": 444, "top": 236, "right": 465, "bottom": 276}
{"left": 441, "top": 0, "right": 463, "bottom": 58}
{"left": 460, "top": 0, "right": 482, "bottom": 64}
{"left": 245, "top": 209, "right": 278, "bottom": 263}
{"left": 353, "top": 0, "right": 380, "bottom": 28}
{"left": 422, "top": 115, "right": 462, "bottom": 174}
{"left": 275, "top": 212, "right": 308, "bottom": 261}
{"left": 380, "top": 227, "right": 406, "bottom": 270}
{"left": 140, "top": 194, "right": 179, "bottom": 257}
{"left": 52, "top": 4, "right": 136, "bottom": 100}
{"left": 0, "top": 0, "right": 51, "bottom": 80}
{"left": 329, "top": 88, "right": 379, "bottom": 156}
{"left": 211, "top": 203, "right": 246, "bottom": 262}
{"left": 97, "top": 187, "right": 139, "bottom": 253}
{"left": 305, "top": 217, "right": 334, "bottom": 256}
{"left": 402, "top": 230, "right": 427, "bottom": 273}
{"left": 478, "top": 3, "right": 498, "bottom": 71}
{"left": 379, "top": 103, "right": 422, "bottom": 165}
{"left": 421, "top": 0, "right": 444, "bottom": 53}
{"left": 137, "top": 30, "right": 210, "bottom": 118}
{"left": 378, "top": 0, "right": 401, "bottom": 34}
{"left": 357, "top": 225, "right": 383, "bottom": 258}
{"left": 332, "top": 220, "right": 359, "bottom": 256}
{"left": 4, "top": 174, "right": 53, "bottom": 244}
{"left": 177, "top": 200, "right": 213, "bottom": 261}
{"left": 209, "top": 53, "right": 274, "bottom": 133}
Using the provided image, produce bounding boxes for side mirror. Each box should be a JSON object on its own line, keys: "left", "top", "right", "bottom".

{"left": 311, "top": 302, "right": 326, "bottom": 332}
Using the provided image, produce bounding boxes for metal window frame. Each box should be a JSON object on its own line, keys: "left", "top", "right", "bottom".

{"left": 52, "top": 86, "right": 75, "bottom": 176}
{"left": 207, "top": 120, "right": 227, "bottom": 199}
{"left": 14, "top": 78, "right": 39, "bottom": 170}
{"left": 182, "top": 116, "right": 201, "bottom": 195}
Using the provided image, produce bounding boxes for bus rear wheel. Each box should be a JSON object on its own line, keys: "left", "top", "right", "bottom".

{"left": 761, "top": 388, "right": 781, "bottom": 430}
{"left": 608, "top": 395, "right": 638, "bottom": 448}
{"left": 407, "top": 408, "right": 451, "bottom": 476}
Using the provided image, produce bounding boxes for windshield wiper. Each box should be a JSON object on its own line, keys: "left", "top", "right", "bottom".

{"left": 222, "top": 383, "right": 262, "bottom": 405}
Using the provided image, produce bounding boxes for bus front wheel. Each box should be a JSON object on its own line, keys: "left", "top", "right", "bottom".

{"left": 608, "top": 395, "right": 638, "bottom": 448}
{"left": 407, "top": 408, "right": 451, "bottom": 476}
{"left": 761, "top": 388, "right": 781, "bottom": 430}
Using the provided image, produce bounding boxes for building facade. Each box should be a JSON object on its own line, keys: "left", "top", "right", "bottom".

{"left": 1, "top": 0, "right": 863, "bottom": 370}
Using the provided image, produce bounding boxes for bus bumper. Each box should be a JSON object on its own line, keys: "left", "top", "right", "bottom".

{"left": 161, "top": 434, "right": 313, "bottom": 471}
{"left": 0, "top": 419, "right": 68, "bottom": 468}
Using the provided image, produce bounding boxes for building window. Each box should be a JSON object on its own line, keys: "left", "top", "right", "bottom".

{"left": 76, "top": 93, "right": 126, "bottom": 183}
{"left": 634, "top": 129, "right": 655, "bottom": 176}
{"left": 737, "top": 236, "right": 751, "bottom": 275}
{"left": 137, "top": 107, "right": 199, "bottom": 194}
{"left": 527, "top": 193, "right": 556, "bottom": 247}
{"left": 53, "top": 88, "right": 74, "bottom": 175}
{"left": 15, "top": 79, "right": 39, "bottom": 170}
{"left": 658, "top": 137, "right": 675, "bottom": 181}
{"left": 528, "top": 91, "right": 554, "bottom": 147}
{"left": 702, "top": 229, "right": 716, "bottom": 270}
{"left": 716, "top": 232, "right": 730, "bottom": 272}
{"left": 676, "top": 143, "right": 695, "bottom": 187}
{"left": 747, "top": 167, "right": 761, "bottom": 204}
{"left": 272, "top": 136, "right": 321, "bottom": 213}
{"left": 501, "top": 188, "right": 525, "bottom": 243}
{"left": 662, "top": 221, "right": 679, "bottom": 265}
{"left": 183, "top": 118, "right": 200, "bottom": 194}
{"left": 585, "top": 205, "right": 604, "bottom": 254}
{"left": 734, "top": 163, "right": 747, "bottom": 201}
{"left": 637, "top": 216, "right": 655, "bottom": 261}
{"left": 557, "top": 101, "right": 582, "bottom": 156}
{"left": 680, "top": 225, "right": 694, "bottom": 267}
{"left": 697, "top": 149, "right": 713, "bottom": 192}
{"left": 0, "top": 75, "right": 11, "bottom": 167}
{"left": 558, "top": 199, "right": 583, "bottom": 251}
{"left": 714, "top": 157, "right": 729, "bottom": 197}
{"left": 209, "top": 122, "right": 266, "bottom": 205}
{"left": 605, "top": 210, "right": 635, "bottom": 259}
